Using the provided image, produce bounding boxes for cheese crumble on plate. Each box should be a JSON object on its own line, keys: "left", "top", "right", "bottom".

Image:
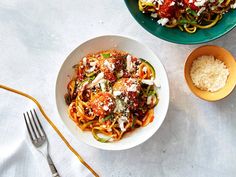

{"left": 190, "top": 55, "right": 229, "bottom": 92}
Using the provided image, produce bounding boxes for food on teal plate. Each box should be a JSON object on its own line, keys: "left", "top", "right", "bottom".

{"left": 138, "top": 0, "right": 236, "bottom": 33}
{"left": 64, "top": 50, "right": 160, "bottom": 142}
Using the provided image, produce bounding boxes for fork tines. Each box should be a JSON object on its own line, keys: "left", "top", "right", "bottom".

{"left": 23, "top": 109, "right": 46, "bottom": 143}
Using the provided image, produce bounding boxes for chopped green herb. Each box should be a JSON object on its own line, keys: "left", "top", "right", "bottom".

{"left": 186, "top": 8, "right": 197, "bottom": 17}
{"left": 131, "top": 116, "right": 137, "bottom": 129}
{"left": 90, "top": 75, "right": 96, "bottom": 81}
{"left": 102, "top": 114, "right": 113, "bottom": 122}
{"left": 102, "top": 53, "right": 111, "bottom": 59}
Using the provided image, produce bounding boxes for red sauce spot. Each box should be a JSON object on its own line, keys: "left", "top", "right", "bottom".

{"left": 159, "top": 0, "right": 176, "bottom": 18}
{"left": 183, "top": 0, "right": 199, "bottom": 10}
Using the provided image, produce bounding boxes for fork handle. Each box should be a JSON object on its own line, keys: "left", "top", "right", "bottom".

{"left": 47, "top": 155, "right": 60, "bottom": 177}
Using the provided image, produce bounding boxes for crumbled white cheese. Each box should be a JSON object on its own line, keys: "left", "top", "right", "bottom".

{"left": 90, "top": 61, "right": 97, "bottom": 66}
{"left": 113, "top": 91, "right": 122, "bottom": 96}
{"left": 104, "top": 60, "right": 115, "bottom": 71}
{"left": 99, "top": 81, "right": 106, "bottom": 92}
{"left": 151, "top": 13, "right": 158, "bottom": 18}
{"left": 157, "top": 18, "right": 169, "bottom": 26}
{"left": 189, "top": 0, "right": 193, "bottom": 3}
{"left": 157, "top": 0, "right": 163, "bottom": 5}
{"left": 194, "top": 0, "right": 208, "bottom": 7}
{"left": 190, "top": 55, "right": 229, "bottom": 92}
{"left": 86, "top": 65, "right": 96, "bottom": 73}
{"left": 127, "top": 84, "right": 137, "bottom": 92}
{"left": 114, "top": 99, "right": 125, "bottom": 112}
{"left": 231, "top": 2, "right": 236, "bottom": 8}
{"left": 169, "top": 1, "right": 175, "bottom": 6}
{"left": 98, "top": 78, "right": 106, "bottom": 84}
{"left": 142, "top": 78, "right": 161, "bottom": 88}
{"left": 142, "top": 79, "right": 154, "bottom": 85}
{"left": 89, "top": 72, "right": 104, "bottom": 88}
{"left": 85, "top": 61, "right": 97, "bottom": 73}
{"left": 127, "top": 78, "right": 137, "bottom": 83}
{"left": 118, "top": 116, "right": 128, "bottom": 132}
{"left": 93, "top": 72, "right": 104, "bottom": 83}
{"left": 117, "top": 70, "right": 124, "bottom": 78}
{"left": 142, "top": 0, "right": 155, "bottom": 2}
{"left": 142, "top": 66, "right": 147, "bottom": 73}
{"left": 197, "top": 7, "right": 206, "bottom": 16}
{"left": 82, "top": 57, "right": 87, "bottom": 66}
{"left": 124, "top": 96, "right": 128, "bottom": 103}
{"left": 103, "top": 105, "right": 109, "bottom": 111}
{"left": 126, "top": 55, "right": 133, "bottom": 72}
{"left": 107, "top": 100, "right": 114, "bottom": 106}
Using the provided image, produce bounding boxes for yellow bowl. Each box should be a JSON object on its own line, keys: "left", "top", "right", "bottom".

{"left": 184, "top": 45, "right": 236, "bottom": 101}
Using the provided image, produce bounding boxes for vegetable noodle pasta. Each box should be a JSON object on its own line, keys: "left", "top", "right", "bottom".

{"left": 138, "top": 0, "right": 236, "bottom": 33}
{"left": 64, "top": 50, "right": 159, "bottom": 142}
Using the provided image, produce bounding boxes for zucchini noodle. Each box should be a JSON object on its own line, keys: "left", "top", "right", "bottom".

{"left": 65, "top": 50, "right": 159, "bottom": 142}
{"left": 138, "top": 0, "right": 236, "bottom": 33}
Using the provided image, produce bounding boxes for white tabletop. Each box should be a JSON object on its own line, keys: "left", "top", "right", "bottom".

{"left": 0, "top": 0, "right": 236, "bottom": 177}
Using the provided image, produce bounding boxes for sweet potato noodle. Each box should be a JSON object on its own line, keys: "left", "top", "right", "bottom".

{"left": 65, "top": 50, "right": 159, "bottom": 142}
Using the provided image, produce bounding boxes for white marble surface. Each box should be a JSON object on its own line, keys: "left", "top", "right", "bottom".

{"left": 0, "top": 0, "right": 236, "bottom": 177}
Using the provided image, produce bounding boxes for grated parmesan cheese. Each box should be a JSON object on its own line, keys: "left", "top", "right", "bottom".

{"left": 190, "top": 55, "right": 229, "bottom": 92}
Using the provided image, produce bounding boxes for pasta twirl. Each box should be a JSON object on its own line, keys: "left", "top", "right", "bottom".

{"left": 64, "top": 50, "right": 159, "bottom": 142}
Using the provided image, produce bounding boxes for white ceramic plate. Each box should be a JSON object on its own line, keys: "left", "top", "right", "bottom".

{"left": 56, "top": 35, "right": 169, "bottom": 150}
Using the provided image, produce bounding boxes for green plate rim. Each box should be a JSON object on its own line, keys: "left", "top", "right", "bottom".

{"left": 124, "top": 0, "right": 236, "bottom": 45}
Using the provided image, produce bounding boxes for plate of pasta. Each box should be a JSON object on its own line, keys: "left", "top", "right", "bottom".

{"left": 56, "top": 35, "right": 169, "bottom": 150}
{"left": 125, "top": 0, "right": 236, "bottom": 44}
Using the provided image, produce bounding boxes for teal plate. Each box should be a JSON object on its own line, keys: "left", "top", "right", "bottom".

{"left": 124, "top": 0, "right": 236, "bottom": 44}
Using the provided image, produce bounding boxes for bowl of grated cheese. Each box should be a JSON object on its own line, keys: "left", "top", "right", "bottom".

{"left": 184, "top": 45, "right": 236, "bottom": 101}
